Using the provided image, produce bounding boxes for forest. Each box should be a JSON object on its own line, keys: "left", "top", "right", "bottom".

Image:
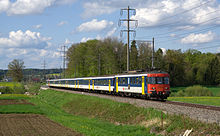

{"left": 66, "top": 38, "right": 220, "bottom": 87}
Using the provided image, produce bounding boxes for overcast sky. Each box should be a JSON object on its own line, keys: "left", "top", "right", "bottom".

{"left": 0, "top": 0, "right": 220, "bottom": 69}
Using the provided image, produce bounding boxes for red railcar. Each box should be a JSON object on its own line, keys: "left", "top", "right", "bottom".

{"left": 147, "top": 72, "right": 170, "bottom": 99}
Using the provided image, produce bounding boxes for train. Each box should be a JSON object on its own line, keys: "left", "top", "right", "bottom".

{"left": 46, "top": 71, "right": 170, "bottom": 100}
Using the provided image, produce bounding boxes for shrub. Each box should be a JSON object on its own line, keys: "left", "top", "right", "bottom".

{"left": 13, "top": 84, "right": 26, "bottom": 94}
{"left": 216, "top": 91, "right": 220, "bottom": 97}
{"left": 0, "top": 87, "right": 13, "bottom": 94}
{"left": 26, "top": 83, "right": 41, "bottom": 94}
{"left": 185, "top": 85, "right": 213, "bottom": 96}
{"left": 175, "top": 90, "right": 185, "bottom": 97}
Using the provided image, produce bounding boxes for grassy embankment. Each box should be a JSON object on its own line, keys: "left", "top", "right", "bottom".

{"left": 0, "top": 90, "right": 220, "bottom": 135}
{"left": 169, "top": 86, "right": 220, "bottom": 106}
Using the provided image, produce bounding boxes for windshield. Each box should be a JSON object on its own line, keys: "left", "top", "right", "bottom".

{"left": 164, "top": 77, "right": 169, "bottom": 84}
{"left": 147, "top": 77, "right": 169, "bottom": 84}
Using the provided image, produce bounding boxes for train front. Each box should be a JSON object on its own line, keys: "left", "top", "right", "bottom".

{"left": 147, "top": 72, "right": 170, "bottom": 100}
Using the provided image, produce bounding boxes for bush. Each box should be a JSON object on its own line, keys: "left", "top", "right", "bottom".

{"left": 26, "top": 83, "right": 41, "bottom": 94}
{"left": 0, "top": 83, "right": 26, "bottom": 94}
{"left": 216, "top": 91, "right": 220, "bottom": 97}
{"left": 175, "top": 90, "right": 185, "bottom": 97}
{"left": 0, "top": 87, "right": 13, "bottom": 94}
{"left": 13, "top": 84, "right": 26, "bottom": 94}
{"left": 185, "top": 85, "right": 213, "bottom": 96}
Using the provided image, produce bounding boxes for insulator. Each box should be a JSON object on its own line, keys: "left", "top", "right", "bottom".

{"left": 135, "top": 20, "right": 138, "bottom": 28}
{"left": 133, "top": 9, "right": 136, "bottom": 15}
{"left": 120, "top": 31, "right": 123, "bottom": 37}
{"left": 133, "top": 31, "right": 136, "bottom": 39}
{"left": 118, "top": 20, "right": 121, "bottom": 27}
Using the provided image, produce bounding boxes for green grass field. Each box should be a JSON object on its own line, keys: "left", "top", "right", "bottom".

{"left": 168, "top": 97, "right": 220, "bottom": 107}
{"left": 206, "top": 87, "right": 220, "bottom": 96}
{"left": 170, "top": 86, "right": 220, "bottom": 106}
{"left": 29, "top": 90, "right": 156, "bottom": 136}
{"left": 0, "top": 94, "right": 42, "bottom": 114}
{"left": 31, "top": 90, "right": 219, "bottom": 136}
{"left": 0, "top": 90, "right": 219, "bottom": 136}
{"left": 171, "top": 86, "right": 220, "bottom": 96}
{"left": 0, "top": 82, "right": 22, "bottom": 87}
{"left": 0, "top": 94, "right": 29, "bottom": 99}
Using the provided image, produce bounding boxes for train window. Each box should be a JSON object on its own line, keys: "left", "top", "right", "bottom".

{"left": 148, "top": 77, "right": 156, "bottom": 84}
{"left": 122, "top": 78, "right": 125, "bottom": 84}
{"left": 156, "top": 77, "right": 163, "bottom": 84}
{"left": 138, "top": 77, "right": 141, "bottom": 85}
{"left": 164, "top": 77, "right": 169, "bottom": 84}
{"left": 120, "top": 78, "right": 122, "bottom": 85}
{"left": 106, "top": 79, "right": 108, "bottom": 85}
{"left": 125, "top": 78, "right": 128, "bottom": 84}
{"left": 133, "top": 77, "right": 136, "bottom": 84}
{"left": 130, "top": 77, "right": 135, "bottom": 85}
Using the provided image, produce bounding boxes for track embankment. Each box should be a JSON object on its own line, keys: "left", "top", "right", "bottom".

{"left": 49, "top": 88, "right": 220, "bottom": 125}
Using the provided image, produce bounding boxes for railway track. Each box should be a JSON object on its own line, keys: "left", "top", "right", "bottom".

{"left": 165, "top": 100, "right": 220, "bottom": 112}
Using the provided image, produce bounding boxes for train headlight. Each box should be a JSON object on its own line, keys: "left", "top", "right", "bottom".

{"left": 165, "top": 87, "right": 168, "bottom": 89}
{"left": 152, "top": 87, "right": 155, "bottom": 90}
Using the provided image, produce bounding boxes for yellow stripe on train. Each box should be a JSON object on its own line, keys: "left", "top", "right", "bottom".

{"left": 116, "top": 77, "right": 118, "bottom": 93}
{"left": 109, "top": 79, "right": 111, "bottom": 92}
{"left": 142, "top": 76, "right": 145, "bottom": 95}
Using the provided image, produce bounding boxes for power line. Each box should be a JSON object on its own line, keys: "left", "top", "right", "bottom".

{"left": 148, "top": 8, "right": 220, "bottom": 30}
{"left": 158, "top": 16, "right": 220, "bottom": 37}
{"left": 193, "top": 44, "right": 220, "bottom": 50}
{"left": 155, "top": 0, "right": 213, "bottom": 24}
{"left": 137, "top": 15, "right": 220, "bottom": 39}
{"left": 119, "top": 6, "right": 138, "bottom": 72}
{"left": 156, "top": 24, "right": 219, "bottom": 44}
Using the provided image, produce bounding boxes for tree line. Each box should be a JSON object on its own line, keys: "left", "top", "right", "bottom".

{"left": 66, "top": 38, "right": 220, "bottom": 86}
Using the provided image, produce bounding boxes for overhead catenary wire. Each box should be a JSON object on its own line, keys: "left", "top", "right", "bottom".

{"left": 192, "top": 44, "right": 220, "bottom": 50}
{"left": 157, "top": 23, "right": 220, "bottom": 41}
{"left": 137, "top": 13, "right": 220, "bottom": 39}
{"left": 147, "top": 8, "right": 220, "bottom": 29}
{"left": 156, "top": 0, "right": 213, "bottom": 23}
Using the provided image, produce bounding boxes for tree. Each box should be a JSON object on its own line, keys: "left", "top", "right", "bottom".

{"left": 130, "top": 40, "right": 138, "bottom": 70}
{"left": 164, "top": 49, "right": 185, "bottom": 86}
{"left": 154, "top": 48, "right": 165, "bottom": 69}
{"left": 7, "top": 59, "right": 25, "bottom": 82}
{"left": 137, "top": 42, "right": 152, "bottom": 71}
{"left": 66, "top": 38, "right": 124, "bottom": 77}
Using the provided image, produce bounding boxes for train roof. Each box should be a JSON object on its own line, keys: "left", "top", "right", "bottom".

{"left": 47, "top": 71, "right": 168, "bottom": 81}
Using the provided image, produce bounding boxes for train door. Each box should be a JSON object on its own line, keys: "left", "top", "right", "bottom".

{"left": 145, "top": 76, "right": 148, "bottom": 94}
{"left": 113, "top": 78, "right": 115, "bottom": 92}
{"left": 113, "top": 77, "right": 118, "bottom": 93}
{"left": 128, "top": 77, "right": 130, "bottom": 89}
